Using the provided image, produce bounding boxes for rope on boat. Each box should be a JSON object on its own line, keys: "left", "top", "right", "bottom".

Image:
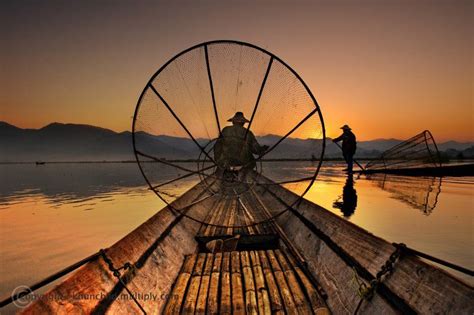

{"left": 0, "top": 251, "right": 101, "bottom": 308}
{"left": 352, "top": 243, "right": 405, "bottom": 314}
{"left": 99, "top": 249, "right": 147, "bottom": 314}
{"left": 351, "top": 242, "right": 474, "bottom": 314}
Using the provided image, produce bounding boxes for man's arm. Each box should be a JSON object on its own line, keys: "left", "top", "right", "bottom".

{"left": 248, "top": 132, "right": 268, "bottom": 155}
{"left": 213, "top": 136, "right": 224, "bottom": 161}
{"left": 333, "top": 134, "right": 344, "bottom": 143}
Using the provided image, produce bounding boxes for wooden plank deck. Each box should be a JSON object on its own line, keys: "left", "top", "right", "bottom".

{"left": 164, "top": 250, "right": 328, "bottom": 314}
{"left": 195, "top": 193, "right": 278, "bottom": 249}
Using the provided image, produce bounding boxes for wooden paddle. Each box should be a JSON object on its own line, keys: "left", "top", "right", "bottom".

{"left": 333, "top": 141, "right": 366, "bottom": 171}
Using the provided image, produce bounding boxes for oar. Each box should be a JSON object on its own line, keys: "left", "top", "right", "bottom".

{"left": 333, "top": 141, "right": 366, "bottom": 171}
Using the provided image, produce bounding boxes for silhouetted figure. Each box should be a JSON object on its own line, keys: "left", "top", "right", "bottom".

{"left": 333, "top": 174, "right": 358, "bottom": 218}
{"left": 214, "top": 112, "right": 268, "bottom": 181}
{"left": 333, "top": 124, "right": 357, "bottom": 173}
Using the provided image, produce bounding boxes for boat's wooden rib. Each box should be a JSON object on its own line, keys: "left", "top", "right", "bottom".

{"left": 231, "top": 251, "right": 245, "bottom": 315}
{"left": 220, "top": 252, "right": 232, "bottom": 314}
{"left": 195, "top": 253, "right": 213, "bottom": 314}
{"left": 182, "top": 253, "right": 206, "bottom": 313}
{"left": 258, "top": 251, "right": 284, "bottom": 314}
{"left": 274, "top": 249, "right": 312, "bottom": 313}
{"left": 249, "top": 251, "right": 270, "bottom": 315}
{"left": 20, "top": 175, "right": 473, "bottom": 315}
{"left": 266, "top": 250, "right": 298, "bottom": 314}
{"left": 282, "top": 249, "right": 328, "bottom": 314}
{"left": 241, "top": 251, "right": 258, "bottom": 314}
{"left": 163, "top": 254, "right": 194, "bottom": 313}
{"left": 207, "top": 252, "right": 222, "bottom": 314}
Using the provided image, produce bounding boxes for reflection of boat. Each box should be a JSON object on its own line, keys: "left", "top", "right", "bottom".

{"left": 366, "top": 174, "right": 442, "bottom": 215}
{"left": 361, "top": 163, "right": 474, "bottom": 177}
{"left": 20, "top": 176, "right": 473, "bottom": 314}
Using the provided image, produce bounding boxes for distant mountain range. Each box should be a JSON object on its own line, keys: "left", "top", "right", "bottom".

{"left": 1, "top": 121, "right": 473, "bottom": 162}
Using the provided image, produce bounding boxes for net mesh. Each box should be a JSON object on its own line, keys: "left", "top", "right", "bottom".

{"left": 365, "top": 130, "right": 441, "bottom": 171}
{"left": 366, "top": 174, "right": 441, "bottom": 215}
{"left": 133, "top": 41, "right": 325, "bottom": 227}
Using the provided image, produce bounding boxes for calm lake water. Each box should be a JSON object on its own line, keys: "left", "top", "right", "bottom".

{"left": 0, "top": 162, "right": 473, "bottom": 312}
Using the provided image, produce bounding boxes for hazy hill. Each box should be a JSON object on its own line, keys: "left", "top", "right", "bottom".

{"left": 0, "top": 122, "right": 472, "bottom": 162}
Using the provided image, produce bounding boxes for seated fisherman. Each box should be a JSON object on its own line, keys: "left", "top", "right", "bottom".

{"left": 214, "top": 112, "right": 268, "bottom": 181}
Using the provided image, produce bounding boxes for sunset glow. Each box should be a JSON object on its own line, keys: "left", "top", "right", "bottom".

{"left": 1, "top": 0, "right": 472, "bottom": 141}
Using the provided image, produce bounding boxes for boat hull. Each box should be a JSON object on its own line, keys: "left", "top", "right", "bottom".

{"left": 20, "top": 177, "right": 474, "bottom": 314}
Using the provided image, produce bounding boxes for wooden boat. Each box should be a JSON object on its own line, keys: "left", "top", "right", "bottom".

{"left": 21, "top": 175, "right": 474, "bottom": 314}
{"left": 356, "top": 163, "right": 474, "bottom": 177}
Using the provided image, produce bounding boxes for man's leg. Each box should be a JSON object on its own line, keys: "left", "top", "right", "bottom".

{"left": 347, "top": 154, "right": 353, "bottom": 173}
{"left": 343, "top": 153, "right": 349, "bottom": 171}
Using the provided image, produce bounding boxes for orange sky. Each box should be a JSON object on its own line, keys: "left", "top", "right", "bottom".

{"left": 1, "top": 0, "right": 472, "bottom": 141}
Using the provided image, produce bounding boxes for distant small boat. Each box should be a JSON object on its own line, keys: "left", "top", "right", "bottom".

{"left": 359, "top": 131, "right": 474, "bottom": 177}
{"left": 35, "top": 161, "right": 45, "bottom": 165}
{"left": 357, "top": 163, "right": 474, "bottom": 177}
{"left": 19, "top": 175, "right": 473, "bottom": 314}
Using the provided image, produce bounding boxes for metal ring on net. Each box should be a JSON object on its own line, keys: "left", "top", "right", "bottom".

{"left": 132, "top": 40, "right": 326, "bottom": 228}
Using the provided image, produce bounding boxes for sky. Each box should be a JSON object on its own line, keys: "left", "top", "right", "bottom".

{"left": 1, "top": 0, "right": 472, "bottom": 141}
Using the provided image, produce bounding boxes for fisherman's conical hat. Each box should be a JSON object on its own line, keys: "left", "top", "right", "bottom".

{"left": 340, "top": 124, "right": 351, "bottom": 130}
{"left": 228, "top": 112, "right": 250, "bottom": 123}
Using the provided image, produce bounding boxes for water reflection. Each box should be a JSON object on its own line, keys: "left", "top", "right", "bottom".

{"left": 332, "top": 174, "right": 358, "bottom": 218}
{"left": 365, "top": 174, "right": 442, "bottom": 215}
{"left": 0, "top": 161, "right": 473, "bottom": 305}
{"left": 0, "top": 163, "right": 200, "bottom": 207}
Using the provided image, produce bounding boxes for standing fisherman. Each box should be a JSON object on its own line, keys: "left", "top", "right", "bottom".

{"left": 333, "top": 125, "right": 357, "bottom": 173}
{"left": 214, "top": 112, "right": 268, "bottom": 181}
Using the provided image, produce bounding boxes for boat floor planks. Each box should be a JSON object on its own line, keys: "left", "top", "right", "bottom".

{"left": 195, "top": 191, "right": 279, "bottom": 251}
{"left": 163, "top": 250, "right": 326, "bottom": 315}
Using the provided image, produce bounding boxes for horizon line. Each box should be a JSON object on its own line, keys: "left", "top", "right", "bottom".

{"left": 1, "top": 120, "right": 473, "bottom": 143}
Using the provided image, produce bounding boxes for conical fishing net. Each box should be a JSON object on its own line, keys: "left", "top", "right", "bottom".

{"left": 365, "top": 130, "right": 441, "bottom": 171}
{"left": 366, "top": 174, "right": 441, "bottom": 215}
{"left": 133, "top": 41, "right": 325, "bottom": 228}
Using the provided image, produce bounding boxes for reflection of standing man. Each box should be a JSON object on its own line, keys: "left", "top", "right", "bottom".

{"left": 333, "top": 125, "right": 357, "bottom": 173}
{"left": 333, "top": 174, "right": 358, "bottom": 218}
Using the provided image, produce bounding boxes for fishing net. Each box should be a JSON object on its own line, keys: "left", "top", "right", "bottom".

{"left": 365, "top": 130, "right": 441, "bottom": 171}
{"left": 133, "top": 41, "right": 325, "bottom": 228}
{"left": 366, "top": 174, "right": 441, "bottom": 215}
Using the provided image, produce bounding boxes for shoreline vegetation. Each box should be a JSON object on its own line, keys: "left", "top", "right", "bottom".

{"left": 1, "top": 158, "right": 330, "bottom": 165}
{"left": 2, "top": 158, "right": 474, "bottom": 165}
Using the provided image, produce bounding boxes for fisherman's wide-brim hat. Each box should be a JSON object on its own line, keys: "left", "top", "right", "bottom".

{"left": 228, "top": 112, "right": 250, "bottom": 123}
{"left": 340, "top": 124, "right": 351, "bottom": 130}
